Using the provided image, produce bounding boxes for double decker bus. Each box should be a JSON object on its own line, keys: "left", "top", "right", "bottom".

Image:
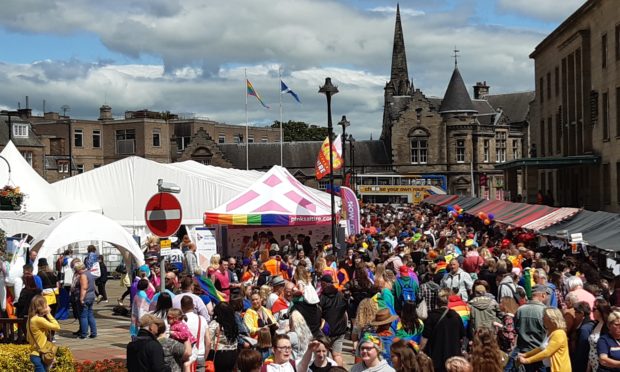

{"left": 354, "top": 174, "right": 447, "bottom": 204}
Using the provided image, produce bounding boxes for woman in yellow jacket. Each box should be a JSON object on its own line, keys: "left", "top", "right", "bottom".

{"left": 27, "top": 294, "right": 61, "bottom": 372}
{"left": 518, "top": 307, "right": 572, "bottom": 372}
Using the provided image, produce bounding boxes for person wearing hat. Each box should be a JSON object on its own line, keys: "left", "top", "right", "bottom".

{"left": 266, "top": 275, "right": 286, "bottom": 310}
{"left": 371, "top": 308, "right": 399, "bottom": 365}
{"left": 319, "top": 274, "right": 348, "bottom": 366}
{"left": 508, "top": 284, "right": 548, "bottom": 372}
{"left": 392, "top": 265, "right": 419, "bottom": 314}
{"left": 351, "top": 331, "right": 396, "bottom": 372}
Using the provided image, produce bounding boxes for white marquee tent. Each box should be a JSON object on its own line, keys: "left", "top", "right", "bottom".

{"left": 30, "top": 211, "right": 145, "bottom": 271}
{"left": 0, "top": 141, "right": 98, "bottom": 236}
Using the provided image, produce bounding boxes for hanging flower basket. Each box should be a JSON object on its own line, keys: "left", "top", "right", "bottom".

{"left": 0, "top": 185, "right": 24, "bottom": 211}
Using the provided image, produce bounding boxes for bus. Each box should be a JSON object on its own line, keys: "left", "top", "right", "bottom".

{"left": 354, "top": 174, "right": 447, "bottom": 204}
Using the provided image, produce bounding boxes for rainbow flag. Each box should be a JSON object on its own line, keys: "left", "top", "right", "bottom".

{"left": 435, "top": 261, "right": 447, "bottom": 275}
{"left": 195, "top": 275, "right": 226, "bottom": 304}
{"left": 247, "top": 79, "right": 270, "bottom": 109}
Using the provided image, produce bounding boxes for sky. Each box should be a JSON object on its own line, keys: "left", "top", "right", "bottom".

{"left": 0, "top": 0, "right": 586, "bottom": 140}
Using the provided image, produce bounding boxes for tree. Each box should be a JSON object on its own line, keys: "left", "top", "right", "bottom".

{"left": 271, "top": 120, "right": 328, "bottom": 141}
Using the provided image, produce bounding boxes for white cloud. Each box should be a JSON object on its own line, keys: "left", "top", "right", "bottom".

{"left": 497, "top": 0, "right": 586, "bottom": 22}
{"left": 0, "top": 0, "right": 553, "bottom": 139}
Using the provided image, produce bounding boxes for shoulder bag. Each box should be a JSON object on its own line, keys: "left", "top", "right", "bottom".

{"left": 28, "top": 318, "right": 58, "bottom": 366}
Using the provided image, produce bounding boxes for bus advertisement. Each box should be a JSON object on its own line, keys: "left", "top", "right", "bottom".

{"left": 355, "top": 174, "right": 447, "bottom": 204}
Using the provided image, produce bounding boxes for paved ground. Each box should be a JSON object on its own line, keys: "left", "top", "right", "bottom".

{"left": 55, "top": 280, "right": 356, "bottom": 367}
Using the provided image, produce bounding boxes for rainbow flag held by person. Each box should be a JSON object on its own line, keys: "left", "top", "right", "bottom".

{"left": 195, "top": 275, "right": 226, "bottom": 304}
{"left": 435, "top": 261, "right": 448, "bottom": 275}
{"left": 247, "top": 79, "right": 270, "bottom": 109}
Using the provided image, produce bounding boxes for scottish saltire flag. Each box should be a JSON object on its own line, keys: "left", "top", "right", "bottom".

{"left": 246, "top": 79, "right": 270, "bottom": 109}
{"left": 280, "top": 80, "right": 301, "bottom": 103}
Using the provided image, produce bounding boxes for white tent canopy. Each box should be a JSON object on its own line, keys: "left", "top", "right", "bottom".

{"left": 30, "top": 211, "right": 144, "bottom": 269}
{"left": 0, "top": 141, "right": 96, "bottom": 213}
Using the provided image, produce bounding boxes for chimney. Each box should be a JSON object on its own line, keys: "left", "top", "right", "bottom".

{"left": 473, "top": 81, "right": 490, "bottom": 99}
{"left": 99, "top": 104, "right": 113, "bottom": 120}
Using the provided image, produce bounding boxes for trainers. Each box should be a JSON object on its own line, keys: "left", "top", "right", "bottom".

{"left": 102, "top": 300, "right": 109, "bottom": 303}
{"left": 117, "top": 298, "right": 123, "bottom": 306}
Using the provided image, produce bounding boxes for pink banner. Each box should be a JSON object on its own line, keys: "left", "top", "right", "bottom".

{"left": 340, "top": 186, "right": 360, "bottom": 236}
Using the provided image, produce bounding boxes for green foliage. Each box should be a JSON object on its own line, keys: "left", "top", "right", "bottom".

{"left": 271, "top": 120, "right": 328, "bottom": 141}
{"left": 0, "top": 344, "right": 74, "bottom": 371}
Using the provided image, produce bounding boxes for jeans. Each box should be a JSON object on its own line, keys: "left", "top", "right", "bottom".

{"left": 30, "top": 355, "right": 48, "bottom": 372}
{"left": 79, "top": 300, "right": 97, "bottom": 337}
{"left": 504, "top": 348, "right": 546, "bottom": 372}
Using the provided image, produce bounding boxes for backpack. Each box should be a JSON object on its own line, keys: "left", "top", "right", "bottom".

{"left": 398, "top": 278, "right": 416, "bottom": 304}
{"left": 498, "top": 283, "right": 525, "bottom": 305}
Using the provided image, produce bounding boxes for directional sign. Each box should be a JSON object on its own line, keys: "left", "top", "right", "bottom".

{"left": 145, "top": 193, "right": 182, "bottom": 238}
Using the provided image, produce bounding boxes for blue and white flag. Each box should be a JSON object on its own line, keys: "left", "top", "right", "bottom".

{"left": 280, "top": 80, "right": 301, "bottom": 103}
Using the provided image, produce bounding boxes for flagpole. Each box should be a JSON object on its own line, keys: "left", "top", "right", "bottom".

{"left": 245, "top": 69, "right": 249, "bottom": 170}
{"left": 279, "top": 68, "right": 283, "bottom": 166}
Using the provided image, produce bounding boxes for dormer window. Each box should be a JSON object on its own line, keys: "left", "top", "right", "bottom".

{"left": 13, "top": 123, "right": 28, "bottom": 138}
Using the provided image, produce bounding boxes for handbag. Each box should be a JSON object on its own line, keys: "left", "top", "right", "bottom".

{"left": 416, "top": 297, "right": 428, "bottom": 320}
{"left": 205, "top": 325, "right": 220, "bottom": 372}
{"left": 28, "top": 319, "right": 58, "bottom": 366}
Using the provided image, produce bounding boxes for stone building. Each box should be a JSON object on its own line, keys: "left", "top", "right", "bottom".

{"left": 380, "top": 5, "right": 533, "bottom": 198}
{"left": 499, "top": 0, "right": 619, "bottom": 211}
{"left": 0, "top": 110, "right": 45, "bottom": 176}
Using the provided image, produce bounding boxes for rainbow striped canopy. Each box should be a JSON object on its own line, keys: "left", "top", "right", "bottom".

{"left": 204, "top": 165, "right": 335, "bottom": 226}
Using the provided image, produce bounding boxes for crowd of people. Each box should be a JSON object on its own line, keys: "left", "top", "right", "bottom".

{"left": 10, "top": 202, "right": 620, "bottom": 372}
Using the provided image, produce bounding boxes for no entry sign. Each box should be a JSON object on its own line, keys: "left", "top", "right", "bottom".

{"left": 145, "top": 193, "right": 182, "bottom": 237}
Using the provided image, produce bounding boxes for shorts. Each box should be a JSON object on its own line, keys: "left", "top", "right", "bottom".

{"left": 330, "top": 334, "right": 345, "bottom": 353}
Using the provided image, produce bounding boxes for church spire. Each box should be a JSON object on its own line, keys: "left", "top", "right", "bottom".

{"left": 389, "top": 3, "right": 411, "bottom": 94}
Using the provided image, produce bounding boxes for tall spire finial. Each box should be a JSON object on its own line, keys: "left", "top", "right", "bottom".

{"left": 453, "top": 46, "right": 460, "bottom": 67}
{"left": 389, "top": 3, "right": 409, "bottom": 89}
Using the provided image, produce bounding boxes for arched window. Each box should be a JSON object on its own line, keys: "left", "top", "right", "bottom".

{"left": 409, "top": 128, "right": 428, "bottom": 164}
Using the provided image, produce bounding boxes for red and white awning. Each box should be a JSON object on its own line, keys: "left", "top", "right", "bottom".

{"left": 521, "top": 207, "right": 581, "bottom": 231}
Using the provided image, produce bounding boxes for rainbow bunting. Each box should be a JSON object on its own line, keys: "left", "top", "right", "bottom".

{"left": 246, "top": 79, "right": 270, "bottom": 109}
{"left": 195, "top": 275, "right": 226, "bottom": 304}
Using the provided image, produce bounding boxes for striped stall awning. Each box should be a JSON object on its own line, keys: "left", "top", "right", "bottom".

{"left": 521, "top": 207, "right": 582, "bottom": 231}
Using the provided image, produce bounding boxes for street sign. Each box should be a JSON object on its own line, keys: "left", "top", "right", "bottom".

{"left": 145, "top": 193, "right": 182, "bottom": 238}
{"left": 159, "top": 238, "right": 172, "bottom": 256}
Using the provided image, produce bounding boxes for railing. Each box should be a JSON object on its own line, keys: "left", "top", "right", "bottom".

{"left": 116, "top": 139, "right": 136, "bottom": 155}
{"left": 0, "top": 317, "right": 28, "bottom": 344}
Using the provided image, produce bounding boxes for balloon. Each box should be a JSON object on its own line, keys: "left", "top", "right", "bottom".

{"left": 488, "top": 213, "right": 495, "bottom": 220}
{"left": 458, "top": 209, "right": 464, "bottom": 215}
{"left": 447, "top": 205, "right": 454, "bottom": 211}
{"left": 453, "top": 205, "right": 461, "bottom": 210}
{"left": 484, "top": 218, "right": 491, "bottom": 225}
{"left": 457, "top": 214, "right": 464, "bottom": 219}
{"left": 478, "top": 212, "right": 487, "bottom": 220}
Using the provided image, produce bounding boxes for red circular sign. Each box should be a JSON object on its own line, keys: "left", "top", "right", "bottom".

{"left": 145, "top": 193, "right": 182, "bottom": 237}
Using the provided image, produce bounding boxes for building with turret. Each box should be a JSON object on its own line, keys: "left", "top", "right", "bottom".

{"left": 380, "top": 4, "right": 534, "bottom": 199}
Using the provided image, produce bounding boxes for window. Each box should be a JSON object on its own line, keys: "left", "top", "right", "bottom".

{"left": 617, "top": 162, "right": 620, "bottom": 204}
{"left": 410, "top": 138, "right": 428, "bottom": 164}
{"left": 21, "top": 151, "right": 33, "bottom": 166}
{"left": 603, "top": 92, "right": 610, "bottom": 140}
{"left": 456, "top": 139, "right": 465, "bottom": 163}
{"left": 94, "top": 164, "right": 101, "bottom": 168}
{"left": 248, "top": 136, "right": 254, "bottom": 143}
{"left": 218, "top": 134, "right": 225, "bottom": 144}
{"left": 176, "top": 136, "right": 191, "bottom": 151}
{"left": 556, "top": 111, "right": 562, "bottom": 152}
{"left": 512, "top": 140, "right": 520, "bottom": 159}
{"left": 546, "top": 72, "right": 551, "bottom": 100}
{"left": 317, "top": 180, "right": 329, "bottom": 190}
{"left": 483, "top": 140, "right": 489, "bottom": 162}
{"left": 74, "top": 129, "right": 83, "bottom": 147}
{"left": 12, "top": 123, "right": 28, "bottom": 138}
{"left": 495, "top": 132, "right": 506, "bottom": 163}
{"left": 603, "top": 163, "right": 610, "bottom": 204}
{"left": 547, "top": 117, "right": 553, "bottom": 154}
{"left": 603, "top": 33, "right": 608, "bottom": 68}
{"left": 92, "top": 130, "right": 101, "bottom": 148}
{"left": 116, "top": 129, "right": 136, "bottom": 154}
{"left": 539, "top": 77, "right": 544, "bottom": 103}
{"left": 540, "top": 120, "right": 546, "bottom": 156}
{"left": 57, "top": 160, "right": 69, "bottom": 173}
{"left": 555, "top": 67, "right": 560, "bottom": 97}
{"left": 76, "top": 164, "right": 84, "bottom": 174}
{"left": 617, "top": 87, "right": 620, "bottom": 137}
{"left": 616, "top": 24, "right": 620, "bottom": 61}
{"left": 261, "top": 137, "right": 268, "bottom": 143}
{"left": 152, "top": 129, "right": 161, "bottom": 147}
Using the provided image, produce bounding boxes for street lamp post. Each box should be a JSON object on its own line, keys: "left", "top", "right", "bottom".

{"left": 349, "top": 134, "right": 355, "bottom": 193}
{"left": 319, "top": 78, "right": 338, "bottom": 252}
{"left": 338, "top": 115, "right": 350, "bottom": 183}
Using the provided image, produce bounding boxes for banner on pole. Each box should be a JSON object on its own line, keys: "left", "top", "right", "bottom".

{"left": 340, "top": 186, "right": 361, "bottom": 236}
{"left": 315, "top": 135, "right": 343, "bottom": 180}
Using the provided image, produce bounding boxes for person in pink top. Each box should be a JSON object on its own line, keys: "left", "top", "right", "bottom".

{"left": 211, "top": 258, "right": 231, "bottom": 301}
{"left": 567, "top": 276, "right": 595, "bottom": 319}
